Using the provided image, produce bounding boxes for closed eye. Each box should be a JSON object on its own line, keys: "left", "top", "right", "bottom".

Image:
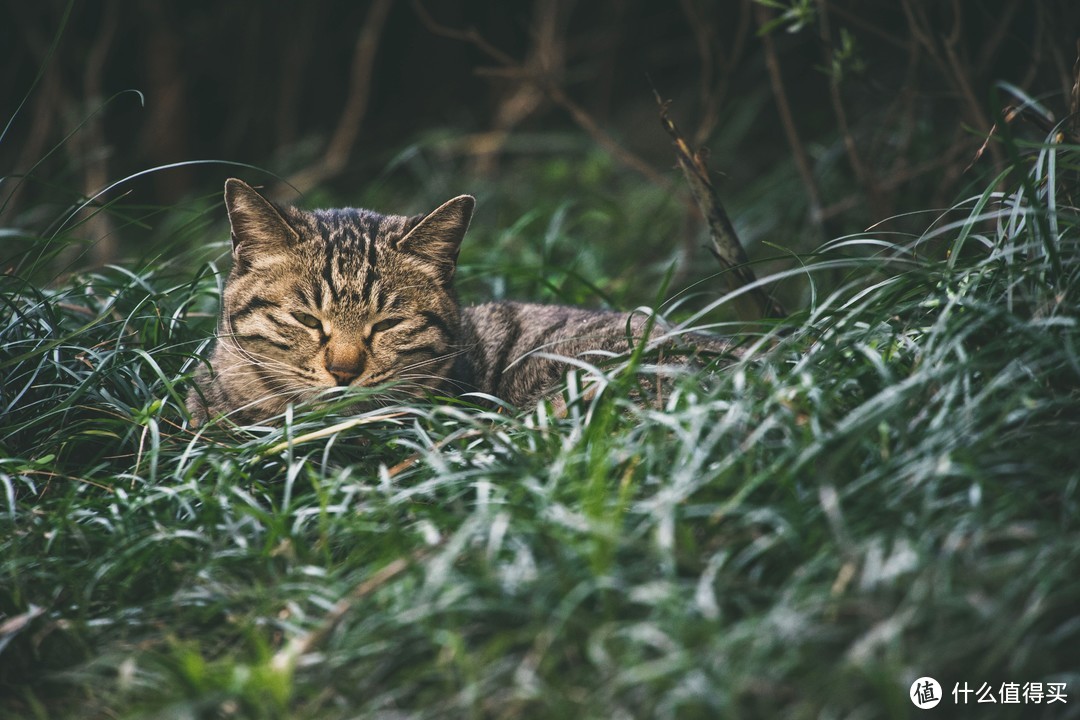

{"left": 292, "top": 311, "right": 322, "bottom": 329}
{"left": 372, "top": 317, "right": 403, "bottom": 333}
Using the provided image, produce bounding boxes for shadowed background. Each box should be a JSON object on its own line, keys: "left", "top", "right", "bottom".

{"left": 3, "top": 0, "right": 1079, "bottom": 274}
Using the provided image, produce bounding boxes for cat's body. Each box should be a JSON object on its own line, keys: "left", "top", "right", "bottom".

{"left": 187, "top": 179, "right": 728, "bottom": 425}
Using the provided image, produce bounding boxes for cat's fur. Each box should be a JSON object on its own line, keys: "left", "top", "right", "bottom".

{"left": 186, "top": 179, "right": 728, "bottom": 425}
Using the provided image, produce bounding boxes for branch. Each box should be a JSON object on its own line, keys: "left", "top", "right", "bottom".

{"left": 82, "top": 0, "right": 119, "bottom": 265}
{"left": 269, "top": 550, "right": 425, "bottom": 676}
{"left": 546, "top": 82, "right": 671, "bottom": 190}
{"left": 680, "top": 0, "right": 753, "bottom": 146}
{"left": 899, "top": 0, "right": 1004, "bottom": 174}
{"left": 412, "top": 1, "right": 516, "bottom": 65}
{"left": 819, "top": 149, "right": 962, "bottom": 222}
{"left": 822, "top": 1, "right": 907, "bottom": 50}
{"left": 467, "top": 1, "right": 566, "bottom": 176}
{"left": 755, "top": 3, "right": 824, "bottom": 229}
{"left": 657, "top": 95, "right": 784, "bottom": 320}
{"left": 1072, "top": 40, "right": 1080, "bottom": 136}
{"left": 413, "top": 0, "right": 670, "bottom": 190}
{"left": 815, "top": 0, "right": 887, "bottom": 220}
{"left": 282, "top": 0, "right": 395, "bottom": 195}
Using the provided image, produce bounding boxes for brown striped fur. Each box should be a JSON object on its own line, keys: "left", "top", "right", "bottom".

{"left": 186, "top": 179, "right": 729, "bottom": 425}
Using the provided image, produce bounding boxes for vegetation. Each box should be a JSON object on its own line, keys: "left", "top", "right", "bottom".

{"left": 4, "top": 97, "right": 1080, "bottom": 719}
{"left": 4, "top": 3, "right": 1080, "bottom": 718}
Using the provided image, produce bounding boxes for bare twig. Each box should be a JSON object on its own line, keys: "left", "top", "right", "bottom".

{"left": 81, "top": 0, "right": 119, "bottom": 265}
{"left": 889, "top": 32, "right": 923, "bottom": 173}
{"left": 140, "top": 4, "right": 192, "bottom": 201}
{"left": 968, "top": 102, "right": 1080, "bottom": 174}
{"left": 276, "top": 8, "right": 321, "bottom": 148}
{"left": 815, "top": 0, "right": 887, "bottom": 220}
{"left": 384, "top": 428, "right": 485, "bottom": 478}
{"left": 822, "top": 1, "right": 907, "bottom": 50}
{"left": 754, "top": 3, "right": 824, "bottom": 229}
{"left": 468, "top": 1, "right": 568, "bottom": 176}
{"left": 974, "top": 0, "right": 1022, "bottom": 73}
{"left": 412, "top": 1, "right": 515, "bottom": 65}
{"left": 2, "top": 63, "right": 59, "bottom": 222}
{"left": 680, "top": 0, "right": 752, "bottom": 146}
{"left": 1015, "top": 7, "right": 1041, "bottom": 92}
{"left": 943, "top": 0, "right": 1002, "bottom": 170}
{"left": 657, "top": 95, "right": 784, "bottom": 320}
{"left": 282, "top": 0, "right": 395, "bottom": 195}
{"left": 1071, "top": 40, "right": 1080, "bottom": 136}
{"left": 818, "top": 150, "right": 962, "bottom": 222}
{"left": 414, "top": 0, "right": 670, "bottom": 190}
{"left": 269, "top": 550, "right": 429, "bottom": 675}
{"left": 899, "top": 0, "right": 1004, "bottom": 174}
{"left": 546, "top": 82, "right": 671, "bottom": 189}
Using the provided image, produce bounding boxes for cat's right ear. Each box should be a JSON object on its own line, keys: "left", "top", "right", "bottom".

{"left": 224, "top": 179, "right": 299, "bottom": 264}
{"left": 397, "top": 195, "right": 475, "bottom": 281}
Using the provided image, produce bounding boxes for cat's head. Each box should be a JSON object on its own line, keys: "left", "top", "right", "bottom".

{"left": 217, "top": 178, "right": 474, "bottom": 409}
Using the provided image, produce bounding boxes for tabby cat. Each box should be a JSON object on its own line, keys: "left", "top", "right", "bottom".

{"left": 186, "top": 179, "right": 728, "bottom": 425}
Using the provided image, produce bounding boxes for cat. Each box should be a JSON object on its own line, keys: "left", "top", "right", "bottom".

{"left": 186, "top": 179, "right": 730, "bottom": 426}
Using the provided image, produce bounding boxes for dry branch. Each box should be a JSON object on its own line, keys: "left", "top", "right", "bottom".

{"left": 1071, "top": 40, "right": 1080, "bottom": 135}
{"left": 898, "top": 0, "right": 1005, "bottom": 174}
{"left": 815, "top": 0, "right": 887, "bottom": 221}
{"left": 80, "top": 0, "right": 119, "bottom": 265}
{"left": 281, "top": 0, "right": 395, "bottom": 196}
{"left": 754, "top": 3, "right": 824, "bottom": 230}
{"left": 413, "top": 1, "right": 670, "bottom": 190}
{"left": 270, "top": 551, "right": 425, "bottom": 675}
{"left": 657, "top": 96, "right": 784, "bottom": 321}
{"left": 679, "top": 0, "right": 753, "bottom": 146}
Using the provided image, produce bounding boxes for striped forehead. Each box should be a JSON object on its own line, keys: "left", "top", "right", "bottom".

{"left": 299, "top": 208, "right": 408, "bottom": 310}
{"left": 306, "top": 208, "right": 400, "bottom": 246}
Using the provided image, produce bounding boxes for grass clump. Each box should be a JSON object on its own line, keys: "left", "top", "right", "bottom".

{"left": 3, "top": 130, "right": 1080, "bottom": 719}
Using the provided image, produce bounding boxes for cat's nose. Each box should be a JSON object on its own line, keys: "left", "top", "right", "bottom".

{"left": 328, "top": 368, "right": 360, "bottom": 386}
{"left": 326, "top": 344, "right": 364, "bottom": 386}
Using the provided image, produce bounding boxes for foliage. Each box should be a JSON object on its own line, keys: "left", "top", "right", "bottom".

{"left": 3, "top": 114, "right": 1080, "bottom": 720}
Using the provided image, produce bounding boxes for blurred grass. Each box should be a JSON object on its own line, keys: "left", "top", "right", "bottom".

{"left": 3, "top": 121, "right": 1080, "bottom": 720}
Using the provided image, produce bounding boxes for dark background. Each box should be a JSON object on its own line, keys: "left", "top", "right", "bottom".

{"left": 3, "top": 0, "right": 1079, "bottom": 271}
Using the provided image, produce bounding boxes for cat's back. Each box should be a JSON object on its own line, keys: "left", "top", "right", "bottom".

{"left": 453, "top": 301, "right": 726, "bottom": 407}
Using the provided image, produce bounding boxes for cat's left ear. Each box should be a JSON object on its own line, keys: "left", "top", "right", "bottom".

{"left": 224, "top": 178, "right": 300, "bottom": 262}
{"left": 397, "top": 195, "right": 475, "bottom": 280}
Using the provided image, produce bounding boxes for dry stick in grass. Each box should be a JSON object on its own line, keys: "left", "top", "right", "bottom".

{"left": 656, "top": 96, "right": 785, "bottom": 321}
{"left": 270, "top": 549, "right": 433, "bottom": 676}
{"left": 267, "top": 430, "right": 492, "bottom": 672}
{"left": 414, "top": 0, "right": 775, "bottom": 316}
{"left": 967, "top": 102, "right": 1080, "bottom": 175}
{"left": 383, "top": 428, "right": 486, "bottom": 478}
{"left": 465, "top": 0, "right": 568, "bottom": 177}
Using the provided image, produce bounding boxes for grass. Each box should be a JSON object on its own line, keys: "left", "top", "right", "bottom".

{"left": 3, "top": 124, "right": 1080, "bottom": 719}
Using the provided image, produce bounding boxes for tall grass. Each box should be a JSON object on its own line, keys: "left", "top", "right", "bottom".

{"left": 3, "top": 123, "right": 1080, "bottom": 718}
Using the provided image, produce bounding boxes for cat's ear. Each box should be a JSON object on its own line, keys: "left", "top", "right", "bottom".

{"left": 397, "top": 195, "right": 475, "bottom": 279}
{"left": 223, "top": 178, "right": 300, "bottom": 261}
